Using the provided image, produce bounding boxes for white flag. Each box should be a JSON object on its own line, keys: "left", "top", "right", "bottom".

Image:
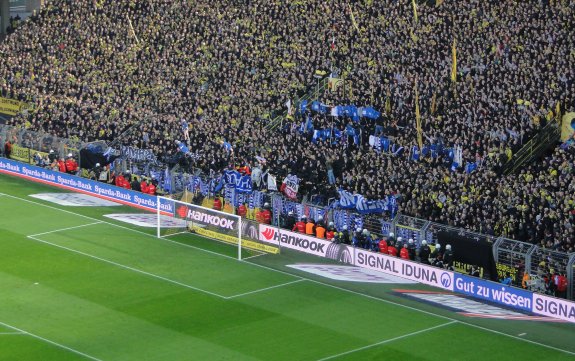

{"left": 285, "top": 99, "right": 293, "bottom": 115}
{"left": 267, "top": 174, "right": 277, "bottom": 191}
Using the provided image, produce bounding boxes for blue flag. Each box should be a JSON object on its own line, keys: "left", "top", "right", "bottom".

{"left": 465, "top": 162, "right": 478, "bottom": 174}
{"left": 311, "top": 101, "right": 328, "bottom": 113}
{"left": 360, "top": 106, "right": 381, "bottom": 119}
{"left": 163, "top": 168, "right": 171, "bottom": 193}
{"left": 305, "top": 115, "right": 314, "bottom": 132}
{"left": 381, "top": 137, "right": 390, "bottom": 152}
{"left": 345, "top": 124, "right": 356, "bottom": 137}
{"left": 299, "top": 100, "right": 308, "bottom": 114}
{"left": 411, "top": 145, "right": 420, "bottom": 161}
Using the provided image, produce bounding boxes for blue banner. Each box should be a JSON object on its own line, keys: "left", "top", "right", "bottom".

{"left": 336, "top": 189, "right": 395, "bottom": 215}
{"left": 453, "top": 274, "right": 533, "bottom": 312}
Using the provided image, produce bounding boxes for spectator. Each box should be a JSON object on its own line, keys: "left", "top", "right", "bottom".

{"left": 4, "top": 139, "right": 11, "bottom": 159}
{"left": 500, "top": 273, "right": 513, "bottom": 286}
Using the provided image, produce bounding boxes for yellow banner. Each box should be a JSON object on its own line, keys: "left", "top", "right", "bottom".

{"left": 191, "top": 226, "right": 279, "bottom": 254}
{"left": 10, "top": 145, "right": 31, "bottom": 163}
{"left": 561, "top": 112, "right": 575, "bottom": 142}
{"left": 0, "top": 97, "right": 25, "bottom": 116}
{"left": 415, "top": 83, "right": 423, "bottom": 149}
{"left": 451, "top": 38, "right": 457, "bottom": 82}
{"left": 10, "top": 145, "right": 49, "bottom": 164}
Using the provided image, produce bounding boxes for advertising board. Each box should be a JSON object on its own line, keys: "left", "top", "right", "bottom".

{"left": 0, "top": 158, "right": 172, "bottom": 213}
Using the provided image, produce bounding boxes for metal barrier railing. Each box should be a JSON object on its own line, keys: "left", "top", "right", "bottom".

{"left": 3, "top": 124, "right": 574, "bottom": 300}
{"left": 502, "top": 121, "right": 561, "bottom": 175}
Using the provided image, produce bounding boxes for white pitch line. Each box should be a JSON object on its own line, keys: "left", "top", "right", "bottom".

{"left": 242, "top": 252, "right": 267, "bottom": 261}
{"left": 226, "top": 279, "right": 305, "bottom": 299}
{"left": 1, "top": 193, "right": 240, "bottom": 261}
{"left": 0, "top": 321, "right": 102, "bottom": 361}
{"left": 4, "top": 193, "right": 575, "bottom": 356}
{"left": 27, "top": 235, "right": 228, "bottom": 300}
{"left": 28, "top": 222, "right": 103, "bottom": 238}
{"left": 317, "top": 321, "right": 457, "bottom": 361}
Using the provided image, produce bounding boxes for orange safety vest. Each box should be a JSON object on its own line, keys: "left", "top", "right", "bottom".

{"left": 315, "top": 226, "right": 326, "bottom": 239}
{"left": 305, "top": 222, "right": 315, "bottom": 235}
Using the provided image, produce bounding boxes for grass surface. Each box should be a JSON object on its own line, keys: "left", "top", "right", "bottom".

{"left": 0, "top": 172, "right": 574, "bottom": 360}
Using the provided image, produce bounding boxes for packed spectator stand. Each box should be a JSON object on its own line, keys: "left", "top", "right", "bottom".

{"left": 0, "top": 0, "right": 573, "bottom": 265}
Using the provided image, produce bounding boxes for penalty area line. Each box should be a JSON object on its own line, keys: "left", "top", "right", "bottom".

{"left": 225, "top": 279, "right": 305, "bottom": 299}
{"left": 26, "top": 235, "right": 229, "bottom": 300}
{"left": 6, "top": 193, "right": 575, "bottom": 357}
{"left": 28, "top": 222, "right": 103, "bottom": 238}
{"left": 316, "top": 321, "right": 457, "bottom": 361}
{"left": 0, "top": 321, "right": 102, "bottom": 361}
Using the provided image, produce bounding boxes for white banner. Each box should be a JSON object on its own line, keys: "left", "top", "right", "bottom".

{"left": 258, "top": 224, "right": 453, "bottom": 290}
{"left": 532, "top": 293, "right": 575, "bottom": 323}
{"left": 259, "top": 225, "right": 332, "bottom": 257}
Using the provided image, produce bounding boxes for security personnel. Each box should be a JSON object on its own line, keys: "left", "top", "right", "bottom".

{"left": 407, "top": 239, "right": 417, "bottom": 260}
{"left": 57, "top": 158, "right": 66, "bottom": 173}
{"left": 260, "top": 203, "right": 272, "bottom": 224}
{"left": 431, "top": 243, "right": 443, "bottom": 268}
{"left": 326, "top": 222, "right": 335, "bottom": 241}
{"left": 282, "top": 211, "right": 296, "bottom": 230}
{"left": 140, "top": 178, "right": 149, "bottom": 193}
{"left": 130, "top": 175, "right": 141, "bottom": 191}
{"left": 521, "top": 271, "right": 530, "bottom": 289}
{"left": 315, "top": 221, "right": 326, "bottom": 239}
{"left": 361, "top": 229, "right": 371, "bottom": 249}
{"left": 400, "top": 244, "right": 410, "bottom": 259}
{"left": 387, "top": 241, "right": 398, "bottom": 257}
{"left": 336, "top": 225, "right": 350, "bottom": 244}
{"left": 213, "top": 197, "right": 222, "bottom": 211}
{"left": 305, "top": 218, "right": 316, "bottom": 236}
{"left": 115, "top": 172, "right": 126, "bottom": 187}
{"left": 65, "top": 153, "right": 78, "bottom": 174}
{"left": 147, "top": 180, "right": 156, "bottom": 195}
{"left": 352, "top": 227, "right": 362, "bottom": 247}
{"left": 293, "top": 217, "right": 306, "bottom": 233}
{"left": 395, "top": 237, "right": 404, "bottom": 251}
{"left": 237, "top": 203, "right": 247, "bottom": 218}
{"left": 378, "top": 238, "right": 388, "bottom": 254}
{"left": 122, "top": 172, "right": 132, "bottom": 189}
{"left": 419, "top": 240, "right": 431, "bottom": 264}
{"left": 443, "top": 244, "right": 454, "bottom": 270}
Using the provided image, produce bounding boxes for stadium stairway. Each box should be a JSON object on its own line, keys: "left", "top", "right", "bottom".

{"left": 501, "top": 118, "right": 561, "bottom": 176}
{"left": 265, "top": 76, "right": 330, "bottom": 131}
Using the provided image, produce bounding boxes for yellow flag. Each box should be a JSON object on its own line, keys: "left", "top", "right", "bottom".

{"left": 412, "top": 0, "right": 418, "bottom": 23}
{"left": 348, "top": 5, "right": 361, "bottom": 32}
{"left": 430, "top": 90, "right": 437, "bottom": 115}
{"left": 385, "top": 89, "right": 391, "bottom": 114}
{"left": 555, "top": 101, "right": 561, "bottom": 123}
{"left": 415, "top": 83, "right": 423, "bottom": 149}
{"left": 451, "top": 38, "right": 457, "bottom": 82}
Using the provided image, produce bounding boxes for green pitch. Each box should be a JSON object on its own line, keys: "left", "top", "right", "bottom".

{"left": 0, "top": 172, "right": 574, "bottom": 360}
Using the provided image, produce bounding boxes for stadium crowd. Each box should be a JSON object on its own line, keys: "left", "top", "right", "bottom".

{"left": 0, "top": 0, "right": 574, "bottom": 252}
